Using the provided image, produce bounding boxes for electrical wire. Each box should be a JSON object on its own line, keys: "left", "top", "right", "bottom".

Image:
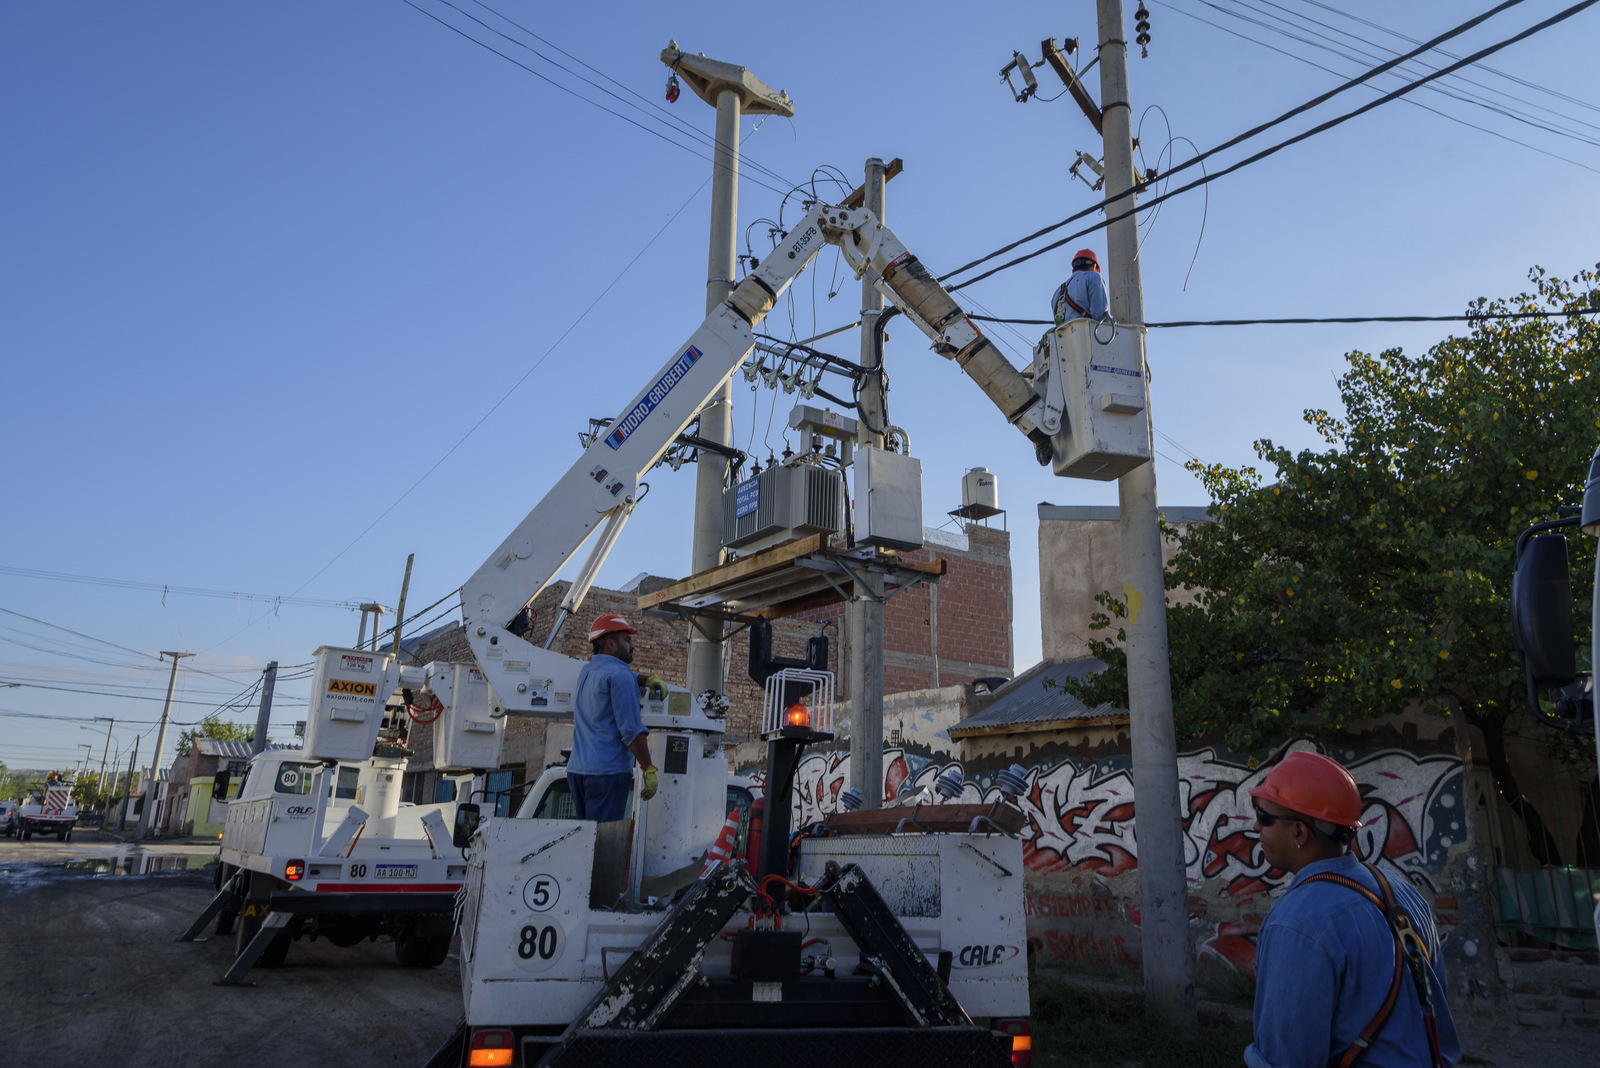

{"left": 942, "top": 0, "right": 1600, "bottom": 293}
{"left": 965, "top": 307, "right": 1600, "bottom": 328}
{"left": 937, "top": 0, "right": 1543, "bottom": 287}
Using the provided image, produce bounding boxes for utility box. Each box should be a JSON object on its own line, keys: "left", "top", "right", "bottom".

{"left": 303, "top": 646, "right": 401, "bottom": 761}
{"left": 856, "top": 447, "right": 923, "bottom": 551}
{"left": 1037, "top": 321, "right": 1153, "bottom": 481}
{"left": 723, "top": 464, "right": 845, "bottom": 552}
{"left": 428, "top": 661, "right": 504, "bottom": 771}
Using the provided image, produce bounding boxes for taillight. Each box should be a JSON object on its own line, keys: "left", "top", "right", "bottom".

{"left": 468, "top": 1029, "right": 515, "bottom": 1067}
{"left": 284, "top": 859, "right": 305, "bottom": 882}
{"left": 994, "top": 1017, "right": 1032, "bottom": 1067}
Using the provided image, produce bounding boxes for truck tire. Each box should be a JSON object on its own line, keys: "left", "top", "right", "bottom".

{"left": 395, "top": 933, "right": 452, "bottom": 968}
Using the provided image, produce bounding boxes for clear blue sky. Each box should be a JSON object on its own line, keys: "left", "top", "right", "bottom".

{"left": 4, "top": 1, "right": 1598, "bottom": 773}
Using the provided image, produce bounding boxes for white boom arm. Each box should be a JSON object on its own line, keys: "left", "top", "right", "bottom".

{"left": 461, "top": 204, "right": 1045, "bottom": 716}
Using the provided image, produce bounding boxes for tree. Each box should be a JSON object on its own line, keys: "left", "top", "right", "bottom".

{"left": 1063, "top": 267, "right": 1600, "bottom": 847}
{"left": 71, "top": 771, "right": 106, "bottom": 810}
{"left": 175, "top": 716, "right": 253, "bottom": 757}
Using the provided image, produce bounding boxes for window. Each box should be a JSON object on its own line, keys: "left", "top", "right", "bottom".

{"left": 335, "top": 766, "right": 360, "bottom": 801}
{"left": 533, "top": 779, "right": 577, "bottom": 821}
{"left": 434, "top": 777, "right": 457, "bottom": 804}
{"left": 726, "top": 785, "right": 755, "bottom": 856}
{"left": 273, "top": 762, "right": 318, "bottom": 796}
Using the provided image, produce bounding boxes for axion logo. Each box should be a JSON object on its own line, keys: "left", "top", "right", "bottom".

{"left": 327, "top": 679, "right": 377, "bottom": 696}
{"left": 954, "top": 943, "right": 1021, "bottom": 969}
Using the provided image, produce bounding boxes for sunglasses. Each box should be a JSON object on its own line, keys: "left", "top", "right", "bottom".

{"left": 1252, "top": 803, "right": 1310, "bottom": 828}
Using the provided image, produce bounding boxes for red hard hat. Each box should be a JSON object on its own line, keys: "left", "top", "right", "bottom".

{"left": 1072, "top": 248, "right": 1100, "bottom": 270}
{"left": 588, "top": 613, "right": 637, "bottom": 643}
{"left": 1249, "top": 751, "right": 1363, "bottom": 828}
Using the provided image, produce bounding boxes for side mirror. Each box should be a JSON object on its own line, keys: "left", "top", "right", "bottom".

{"left": 212, "top": 770, "right": 231, "bottom": 797}
{"left": 1511, "top": 534, "right": 1577, "bottom": 687}
{"left": 452, "top": 802, "right": 482, "bottom": 849}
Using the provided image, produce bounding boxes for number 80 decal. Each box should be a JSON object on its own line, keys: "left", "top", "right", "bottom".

{"left": 515, "top": 922, "right": 564, "bottom": 971}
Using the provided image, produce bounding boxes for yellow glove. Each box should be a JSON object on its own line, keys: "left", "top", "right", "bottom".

{"left": 639, "top": 673, "right": 668, "bottom": 700}
{"left": 640, "top": 767, "right": 659, "bottom": 801}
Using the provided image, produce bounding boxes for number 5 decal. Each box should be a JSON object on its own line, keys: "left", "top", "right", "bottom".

{"left": 522, "top": 873, "right": 560, "bottom": 912}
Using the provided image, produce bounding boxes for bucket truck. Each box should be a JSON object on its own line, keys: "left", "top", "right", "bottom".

{"left": 417, "top": 198, "right": 1152, "bottom": 1067}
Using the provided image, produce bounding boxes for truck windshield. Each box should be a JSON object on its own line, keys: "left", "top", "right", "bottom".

{"left": 274, "top": 762, "right": 319, "bottom": 796}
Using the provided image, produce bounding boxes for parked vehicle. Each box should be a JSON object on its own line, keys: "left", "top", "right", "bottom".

{"left": 16, "top": 780, "right": 78, "bottom": 841}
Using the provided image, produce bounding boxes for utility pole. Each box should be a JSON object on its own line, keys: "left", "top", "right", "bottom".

{"left": 849, "top": 157, "right": 889, "bottom": 808}
{"left": 137, "top": 650, "right": 191, "bottom": 840}
{"left": 1096, "top": 0, "right": 1196, "bottom": 1025}
{"left": 661, "top": 44, "right": 795, "bottom": 706}
{"left": 118, "top": 735, "right": 139, "bottom": 832}
{"left": 251, "top": 661, "right": 278, "bottom": 757}
{"left": 95, "top": 716, "right": 114, "bottom": 786}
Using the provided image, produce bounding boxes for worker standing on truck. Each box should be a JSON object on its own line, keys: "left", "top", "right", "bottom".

{"left": 567, "top": 613, "right": 661, "bottom": 822}
{"left": 1245, "top": 751, "right": 1460, "bottom": 1068}
{"left": 1051, "top": 248, "right": 1110, "bottom": 325}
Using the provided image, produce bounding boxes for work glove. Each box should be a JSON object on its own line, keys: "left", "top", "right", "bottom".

{"left": 638, "top": 672, "right": 668, "bottom": 700}
{"left": 640, "top": 767, "right": 659, "bottom": 801}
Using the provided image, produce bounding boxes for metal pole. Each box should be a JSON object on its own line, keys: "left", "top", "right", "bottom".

{"left": 251, "top": 662, "right": 278, "bottom": 757}
{"left": 391, "top": 553, "right": 415, "bottom": 656}
{"left": 849, "top": 157, "right": 889, "bottom": 808}
{"left": 118, "top": 735, "right": 139, "bottom": 832}
{"left": 685, "top": 86, "right": 743, "bottom": 704}
{"left": 138, "top": 651, "right": 191, "bottom": 840}
{"left": 1097, "top": 0, "right": 1196, "bottom": 1026}
{"left": 96, "top": 717, "right": 114, "bottom": 787}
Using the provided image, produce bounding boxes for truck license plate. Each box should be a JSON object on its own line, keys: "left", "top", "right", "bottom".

{"left": 375, "top": 864, "right": 417, "bottom": 879}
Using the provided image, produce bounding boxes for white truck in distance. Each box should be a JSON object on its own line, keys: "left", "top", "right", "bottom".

{"left": 15, "top": 779, "right": 78, "bottom": 842}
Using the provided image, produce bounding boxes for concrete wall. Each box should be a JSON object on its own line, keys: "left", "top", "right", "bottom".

{"left": 1038, "top": 504, "right": 1212, "bottom": 662}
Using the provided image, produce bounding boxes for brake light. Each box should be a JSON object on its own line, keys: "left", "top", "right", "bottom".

{"left": 994, "top": 1017, "right": 1032, "bottom": 1067}
{"left": 284, "top": 859, "right": 305, "bottom": 882}
{"left": 468, "top": 1029, "right": 515, "bottom": 1067}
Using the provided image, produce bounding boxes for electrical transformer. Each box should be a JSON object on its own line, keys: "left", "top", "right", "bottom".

{"left": 723, "top": 463, "right": 846, "bottom": 552}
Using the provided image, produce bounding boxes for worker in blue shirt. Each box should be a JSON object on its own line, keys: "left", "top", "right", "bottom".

{"left": 1051, "top": 248, "right": 1110, "bottom": 324}
{"left": 567, "top": 613, "right": 661, "bottom": 823}
{"left": 1247, "top": 750, "right": 1459, "bottom": 1068}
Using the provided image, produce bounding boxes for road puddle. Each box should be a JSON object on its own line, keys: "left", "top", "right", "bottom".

{"left": 59, "top": 854, "right": 216, "bottom": 876}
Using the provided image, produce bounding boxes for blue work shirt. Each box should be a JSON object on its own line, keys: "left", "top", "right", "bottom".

{"left": 567, "top": 654, "right": 647, "bottom": 776}
{"left": 1247, "top": 855, "right": 1460, "bottom": 1068}
{"left": 1052, "top": 269, "right": 1110, "bottom": 324}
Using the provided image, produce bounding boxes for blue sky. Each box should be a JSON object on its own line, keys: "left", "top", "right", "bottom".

{"left": 4, "top": 1, "right": 1599, "bottom": 773}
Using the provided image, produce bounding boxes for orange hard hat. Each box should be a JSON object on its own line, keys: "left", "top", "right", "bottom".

{"left": 588, "top": 613, "right": 637, "bottom": 643}
{"left": 1249, "top": 751, "right": 1363, "bottom": 828}
{"left": 1072, "top": 248, "right": 1100, "bottom": 271}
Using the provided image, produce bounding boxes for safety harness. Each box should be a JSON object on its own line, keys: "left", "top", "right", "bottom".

{"left": 1296, "top": 862, "right": 1448, "bottom": 1068}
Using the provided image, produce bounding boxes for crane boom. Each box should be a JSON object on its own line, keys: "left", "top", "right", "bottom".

{"left": 461, "top": 203, "right": 1045, "bottom": 717}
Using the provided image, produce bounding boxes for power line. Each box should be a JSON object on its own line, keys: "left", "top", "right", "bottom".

{"left": 400, "top": 0, "right": 797, "bottom": 199}
{"left": 0, "top": 606, "right": 268, "bottom": 684}
{"left": 0, "top": 565, "right": 359, "bottom": 611}
{"left": 942, "top": 0, "right": 1600, "bottom": 293}
{"left": 966, "top": 307, "right": 1600, "bottom": 328}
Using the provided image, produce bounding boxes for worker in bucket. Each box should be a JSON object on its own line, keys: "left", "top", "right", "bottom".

{"left": 567, "top": 613, "right": 662, "bottom": 822}
{"left": 1051, "top": 248, "right": 1110, "bottom": 325}
{"left": 1245, "top": 751, "right": 1459, "bottom": 1068}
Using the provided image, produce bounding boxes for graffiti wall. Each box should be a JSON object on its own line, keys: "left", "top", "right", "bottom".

{"left": 738, "top": 739, "right": 1466, "bottom": 983}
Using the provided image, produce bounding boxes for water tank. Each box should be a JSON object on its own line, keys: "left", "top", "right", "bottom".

{"left": 961, "top": 467, "right": 1000, "bottom": 518}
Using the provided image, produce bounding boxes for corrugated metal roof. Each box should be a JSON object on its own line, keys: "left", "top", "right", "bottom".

{"left": 948, "top": 657, "right": 1125, "bottom": 736}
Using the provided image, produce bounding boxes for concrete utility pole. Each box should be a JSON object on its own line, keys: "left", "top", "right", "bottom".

{"left": 95, "top": 716, "right": 114, "bottom": 785}
{"left": 661, "top": 44, "right": 795, "bottom": 705}
{"left": 1096, "top": 0, "right": 1196, "bottom": 1025}
{"left": 849, "top": 158, "right": 889, "bottom": 808}
{"left": 137, "top": 650, "right": 191, "bottom": 840}
{"left": 251, "top": 661, "right": 278, "bottom": 757}
{"left": 118, "top": 735, "right": 139, "bottom": 832}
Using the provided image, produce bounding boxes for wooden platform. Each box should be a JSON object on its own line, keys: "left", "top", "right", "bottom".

{"left": 636, "top": 533, "right": 944, "bottom": 626}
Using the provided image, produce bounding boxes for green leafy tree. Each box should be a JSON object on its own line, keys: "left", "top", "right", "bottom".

{"left": 175, "top": 716, "right": 253, "bottom": 757}
{"left": 1063, "top": 267, "right": 1600, "bottom": 858}
{"left": 71, "top": 771, "right": 105, "bottom": 809}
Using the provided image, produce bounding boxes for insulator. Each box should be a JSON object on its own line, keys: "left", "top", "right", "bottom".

{"left": 839, "top": 786, "right": 864, "bottom": 812}
{"left": 996, "top": 764, "right": 1028, "bottom": 800}
{"left": 1135, "top": 5, "right": 1151, "bottom": 57}
{"left": 934, "top": 767, "right": 965, "bottom": 801}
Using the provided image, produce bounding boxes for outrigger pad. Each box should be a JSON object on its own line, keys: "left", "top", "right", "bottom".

{"left": 567, "top": 862, "right": 758, "bottom": 1033}
{"left": 817, "top": 861, "right": 972, "bottom": 1028}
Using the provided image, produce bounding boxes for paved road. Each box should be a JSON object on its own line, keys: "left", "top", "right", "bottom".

{"left": 0, "top": 854, "right": 462, "bottom": 1066}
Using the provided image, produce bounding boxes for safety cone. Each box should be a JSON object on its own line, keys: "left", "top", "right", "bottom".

{"left": 699, "top": 809, "right": 741, "bottom": 877}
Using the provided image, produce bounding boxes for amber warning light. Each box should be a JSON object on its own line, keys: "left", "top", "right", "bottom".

{"left": 785, "top": 702, "right": 811, "bottom": 728}
{"left": 284, "top": 859, "right": 305, "bottom": 882}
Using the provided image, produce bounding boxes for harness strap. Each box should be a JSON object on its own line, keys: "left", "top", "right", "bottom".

{"left": 1055, "top": 282, "right": 1088, "bottom": 319}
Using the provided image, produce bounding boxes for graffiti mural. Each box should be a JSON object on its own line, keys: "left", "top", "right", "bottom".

{"left": 744, "top": 741, "right": 1464, "bottom": 896}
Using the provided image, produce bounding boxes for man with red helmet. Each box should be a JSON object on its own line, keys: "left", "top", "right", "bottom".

{"left": 1051, "top": 248, "right": 1110, "bottom": 325}
{"left": 1246, "top": 750, "right": 1459, "bottom": 1068}
{"left": 567, "top": 613, "right": 659, "bottom": 822}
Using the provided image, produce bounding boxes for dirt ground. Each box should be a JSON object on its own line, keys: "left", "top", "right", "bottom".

{"left": 0, "top": 853, "right": 462, "bottom": 1066}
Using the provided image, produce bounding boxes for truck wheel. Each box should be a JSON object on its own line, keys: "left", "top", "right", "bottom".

{"left": 57, "top": 831, "right": 68, "bottom": 842}
{"left": 21, "top": 830, "right": 30, "bottom": 842}
{"left": 215, "top": 906, "right": 238, "bottom": 937}
{"left": 395, "top": 933, "right": 452, "bottom": 968}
